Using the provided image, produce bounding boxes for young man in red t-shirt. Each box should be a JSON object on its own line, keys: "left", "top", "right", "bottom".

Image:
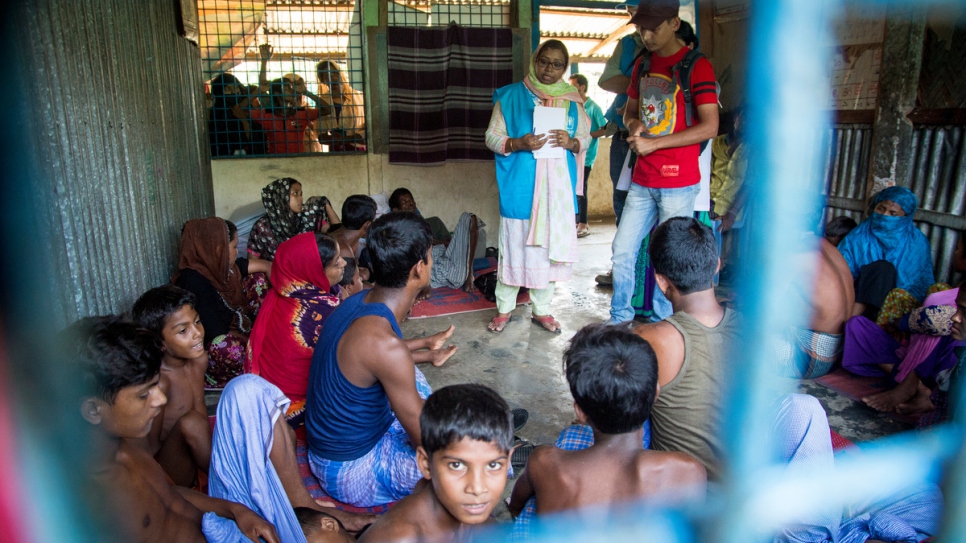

{"left": 609, "top": 0, "right": 719, "bottom": 324}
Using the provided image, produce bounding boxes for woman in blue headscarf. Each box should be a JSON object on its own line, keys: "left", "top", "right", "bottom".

{"left": 837, "top": 186, "right": 935, "bottom": 320}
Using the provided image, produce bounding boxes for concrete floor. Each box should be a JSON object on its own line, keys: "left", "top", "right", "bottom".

{"left": 407, "top": 217, "right": 911, "bottom": 447}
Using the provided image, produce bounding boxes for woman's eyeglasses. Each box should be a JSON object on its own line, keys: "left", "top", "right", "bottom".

{"left": 535, "top": 58, "right": 566, "bottom": 71}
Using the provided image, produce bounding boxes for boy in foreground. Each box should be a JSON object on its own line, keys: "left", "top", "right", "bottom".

{"left": 131, "top": 285, "right": 212, "bottom": 487}
{"left": 359, "top": 384, "right": 514, "bottom": 542}
{"left": 508, "top": 324, "right": 706, "bottom": 523}
{"left": 69, "top": 316, "right": 278, "bottom": 543}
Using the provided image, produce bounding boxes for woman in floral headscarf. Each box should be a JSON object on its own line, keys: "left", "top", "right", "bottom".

{"left": 245, "top": 232, "right": 346, "bottom": 427}
{"left": 483, "top": 39, "right": 589, "bottom": 334}
{"left": 247, "top": 177, "right": 340, "bottom": 261}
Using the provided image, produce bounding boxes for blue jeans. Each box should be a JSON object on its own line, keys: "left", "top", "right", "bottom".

{"left": 610, "top": 183, "right": 699, "bottom": 324}
{"left": 609, "top": 135, "right": 630, "bottom": 224}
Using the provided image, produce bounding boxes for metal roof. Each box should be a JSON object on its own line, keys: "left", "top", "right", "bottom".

{"left": 539, "top": 6, "right": 634, "bottom": 61}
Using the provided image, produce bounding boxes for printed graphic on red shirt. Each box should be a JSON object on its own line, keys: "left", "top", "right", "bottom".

{"left": 639, "top": 73, "right": 679, "bottom": 137}
{"left": 625, "top": 46, "right": 717, "bottom": 189}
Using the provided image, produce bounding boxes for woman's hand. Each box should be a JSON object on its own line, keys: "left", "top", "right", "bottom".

{"left": 510, "top": 133, "right": 547, "bottom": 152}
{"left": 548, "top": 129, "right": 578, "bottom": 152}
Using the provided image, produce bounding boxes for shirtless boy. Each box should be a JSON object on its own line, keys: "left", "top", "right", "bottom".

{"left": 69, "top": 316, "right": 278, "bottom": 543}
{"left": 306, "top": 212, "right": 451, "bottom": 507}
{"left": 773, "top": 234, "right": 855, "bottom": 379}
{"left": 508, "top": 324, "right": 706, "bottom": 520}
{"left": 358, "top": 384, "right": 514, "bottom": 543}
{"left": 131, "top": 285, "right": 211, "bottom": 487}
{"left": 330, "top": 194, "right": 377, "bottom": 281}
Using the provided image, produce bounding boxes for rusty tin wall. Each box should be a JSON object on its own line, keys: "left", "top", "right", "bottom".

{"left": 822, "top": 124, "right": 965, "bottom": 285}
{"left": 13, "top": 0, "right": 213, "bottom": 325}
{"left": 906, "top": 125, "right": 966, "bottom": 285}
{"left": 821, "top": 124, "right": 874, "bottom": 225}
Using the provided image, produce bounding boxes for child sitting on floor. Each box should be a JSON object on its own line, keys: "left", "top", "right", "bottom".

{"left": 131, "top": 285, "right": 212, "bottom": 488}
{"left": 68, "top": 316, "right": 278, "bottom": 543}
{"left": 339, "top": 257, "right": 366, "bottom": 300}
{"left": 358, "top": 384, "right": 514, "bottom": 542}
{"left": 295, "top": 507, "right": 356, "bottom": 543}
{"left": 508, "top": 323, "right": 706, "bottom": 525}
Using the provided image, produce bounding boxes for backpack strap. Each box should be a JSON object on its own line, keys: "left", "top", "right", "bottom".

{"left": 672, "top": 49, "right": 705, "bottom": 129}
{"left": 633, "top": 49, "right": 652, "bottom": 97}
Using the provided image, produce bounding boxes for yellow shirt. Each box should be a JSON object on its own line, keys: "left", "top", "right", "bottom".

{"left": 709, "top": 134, "right": 747, "bottom": 217}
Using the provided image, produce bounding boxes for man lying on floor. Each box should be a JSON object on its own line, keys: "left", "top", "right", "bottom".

{"left": 390, "top": 187, "right": 482, "bottom": 296}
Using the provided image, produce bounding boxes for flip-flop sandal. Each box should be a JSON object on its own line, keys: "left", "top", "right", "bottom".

{"left": 531, "top": 314, "right": 562, "bottom": 334}
{"left": 488, "top": 315, "right": 510, "bottom": 333}
{"left": 511, "top": 440, "right": 535, "bottom": 471}
{"left": 576, "top": 228, "right": 590, "bottom": 238}
{"left": 511, "top": 408, "right": 529, "bottom": 432}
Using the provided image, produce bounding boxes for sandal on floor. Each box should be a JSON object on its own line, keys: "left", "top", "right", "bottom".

{"left": 511, "top": 439, "right": 536, "bottom": 471}
{"left": 511, "top": 408, "right": 529, "bottom": 432}
{"left": 531, "top": 314, "right": 562, "bottom": 334}
{"left": 576, "top": 228, "right": 590, "bottom": 238}
{"left": 488, "top": 314, "right": 510, "bottom": 333}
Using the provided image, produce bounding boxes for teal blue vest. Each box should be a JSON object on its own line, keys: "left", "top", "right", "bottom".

{"left": 492, "top": 82, "right": 579, "bottom": 220}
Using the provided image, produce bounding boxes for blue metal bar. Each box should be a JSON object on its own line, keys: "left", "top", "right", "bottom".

{"left": 532, "top": 0, "right": 541, "bottom": 53}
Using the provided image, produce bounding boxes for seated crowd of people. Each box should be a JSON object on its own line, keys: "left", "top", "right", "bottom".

{"left": 68, "top": 172, "right": 963, "bottom": 542}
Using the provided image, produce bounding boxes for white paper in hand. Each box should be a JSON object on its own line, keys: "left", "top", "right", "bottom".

{"left": 616, "top": 149, "right": 633, "bottom": 191}
{"left": 532, "top": 105, "right": 566, "bottom": 160}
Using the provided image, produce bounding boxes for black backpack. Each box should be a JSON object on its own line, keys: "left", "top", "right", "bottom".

{"left": 632, "top": 48, "right": 718, "bottom": 153}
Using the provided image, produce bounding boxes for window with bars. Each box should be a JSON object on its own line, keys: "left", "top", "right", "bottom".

{"left": 387, "top": 0, "right": 511, "bottom": 28}
{"left": 199, "top": 0, "right": 366, "bottom": 157}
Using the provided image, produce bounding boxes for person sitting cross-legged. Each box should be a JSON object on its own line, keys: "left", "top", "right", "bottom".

{"left": 306, "top": 212, "right": 450, "bottom": 507}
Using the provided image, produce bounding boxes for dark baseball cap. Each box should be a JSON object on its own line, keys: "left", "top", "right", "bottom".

{"left": 628, "top": 0, "right": 680, "bottom": 31}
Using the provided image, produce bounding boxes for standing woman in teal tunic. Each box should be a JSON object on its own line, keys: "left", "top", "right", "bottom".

{"left": 484, "top": 39, "right": 590, "bottom": 334}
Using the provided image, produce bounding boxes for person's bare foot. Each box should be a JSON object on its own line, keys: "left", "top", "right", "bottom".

{"left": 863, "top": 373, "right": 919, "bottom": 412}
{"left": 463, "top": 275, "right": 478, "bottom": 293}
{"left": 427, "top": 325, "right": 455, "bottom": 351}
{"left": 416, "top": 285, "right": 432, "bottom": 302}
{"left": 896, "top": 382, "right": 935, "bottom": 415}
{"left": 426, "top": 345, "right": 458, "bottom": 367}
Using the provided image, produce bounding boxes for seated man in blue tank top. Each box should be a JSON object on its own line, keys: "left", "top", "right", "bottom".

{"left": 305, "top": 212, "right": 437, "bottom": 507}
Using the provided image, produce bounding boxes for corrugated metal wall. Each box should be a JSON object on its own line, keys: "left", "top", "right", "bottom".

{"left": 12, "top": 0, "right": 213, "bottom": 326}
{"left": 821, "top": 123, "right": 874, "bottom": 225}
{"left": 822, "top": 123, "right": 965, "bottom": 285}
{"left": 906, "top": 125, "right": 966, "bottom": 285}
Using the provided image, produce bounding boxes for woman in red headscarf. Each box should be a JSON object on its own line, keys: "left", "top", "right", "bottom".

{"left": 245, "top": 232, "right": 346, "bottom": 427}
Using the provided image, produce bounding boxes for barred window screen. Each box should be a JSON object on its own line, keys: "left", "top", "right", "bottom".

{"left": 387, "top": 0, "right": 511, "bottom": 29}
{"left": 199, "top": 0, "right": 366, "bottom": 157}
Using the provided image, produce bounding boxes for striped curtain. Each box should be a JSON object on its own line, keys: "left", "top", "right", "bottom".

{"left": 387, "top": 25, "right": 514, "bottom": 164}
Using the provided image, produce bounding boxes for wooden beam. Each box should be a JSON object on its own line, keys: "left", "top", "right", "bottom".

{"left": 539, "top": 7, "right": 631, "bottom": 19}
{"left": 907, "top": 108, "right": 966, "bottom": 126}
{"left": 583, "top": 25, "right": 633, "bottom": 57}
{"left": 824, "top": 110, "right": 875, "bottom": 124}
{"left": 242, "top": 51, "right": 346, "bottom": 61}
